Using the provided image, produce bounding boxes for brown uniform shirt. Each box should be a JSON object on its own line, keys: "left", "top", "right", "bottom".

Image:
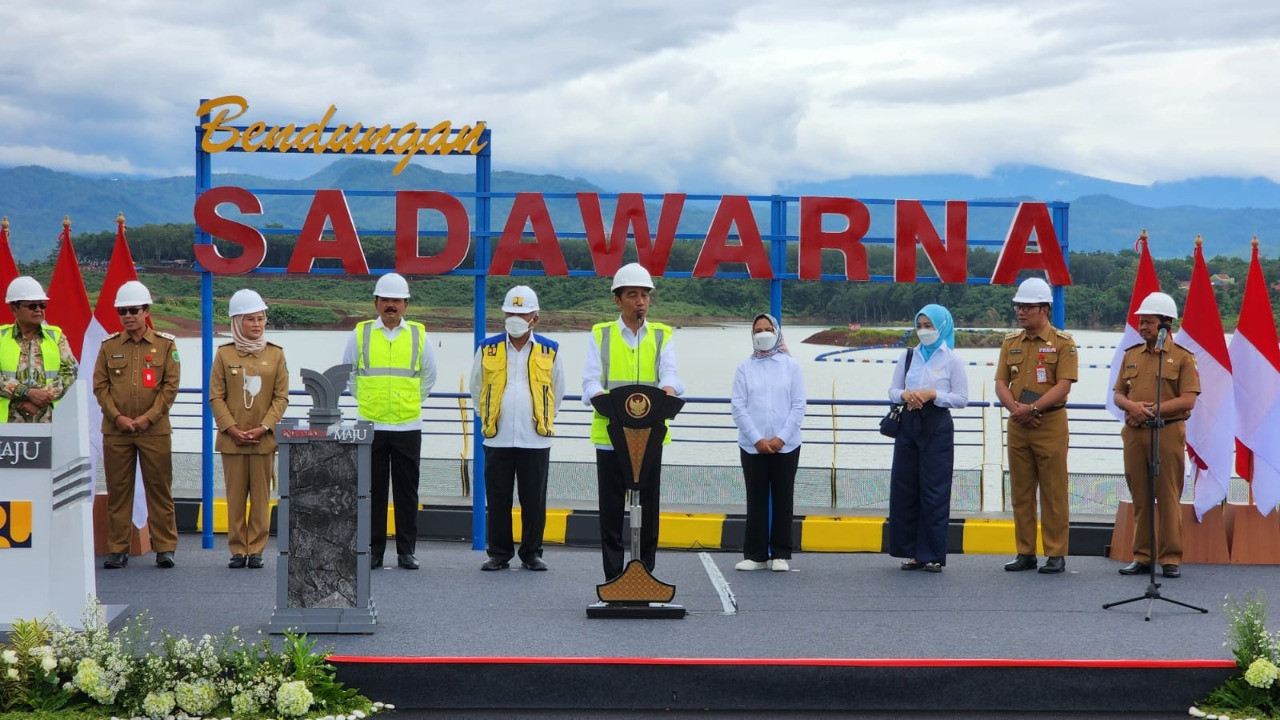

{"left": 92, "top": 329, "right": 181, "bottom": 435}
{"left": 208, "top": 342, "right": 290, "bottom": 454}
{"left": 1113, "top": 341, "right": 1201, "bottom": 420}
{"left": 995, "top": 325, "right": 1079, "bottom": 407}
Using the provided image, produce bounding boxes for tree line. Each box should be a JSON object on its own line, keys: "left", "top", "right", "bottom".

{"left": 35, "top": 222, "right": 1280, "bottom": 329}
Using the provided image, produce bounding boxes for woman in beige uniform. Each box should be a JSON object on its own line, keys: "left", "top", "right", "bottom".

{"left": 208, "top": 289, "right": 289, "bottom": 569}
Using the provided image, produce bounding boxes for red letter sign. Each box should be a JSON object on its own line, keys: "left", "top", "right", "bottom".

{"left": 489, "top": 193, "right": 569, "bottom": 276}
{"left": 894, "top": 200, "right": 968, "bottom": 283}
{"left": 394, "top": 191, "right": 470, "bottom": 275}
{"left": 989, "top": 203, "right": 1072, "bottom": 285}
{"left": 192, "top": 186, "right": 267, "bottom": 275}
{"left": 693, "top": 195, "right": 772, "bottom": 278}
{"left": 578, "top": 193, "right": 685, "bottom": 278}
{"left": 285, "top": 190, "right": 370, "bottom": 274}
{"left": 798, "top": 197, "right": 870, "bottom": 281}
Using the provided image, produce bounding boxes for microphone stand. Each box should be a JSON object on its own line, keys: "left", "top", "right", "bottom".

{"left": 1104, "top": 326, "right": 1207, "bottom": 620}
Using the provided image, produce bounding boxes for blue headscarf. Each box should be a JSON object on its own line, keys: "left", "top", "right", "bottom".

{"left": 915, "top": 304, "right": 955, "bottom": 362}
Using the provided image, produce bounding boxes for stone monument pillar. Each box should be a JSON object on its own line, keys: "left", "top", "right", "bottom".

{"left": 268, "top": 365, "right": 376, "bottom": 634}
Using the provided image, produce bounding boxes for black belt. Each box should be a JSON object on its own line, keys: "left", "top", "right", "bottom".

{"left": 1040, "top": 405, "right": 1064, "bottom": 414}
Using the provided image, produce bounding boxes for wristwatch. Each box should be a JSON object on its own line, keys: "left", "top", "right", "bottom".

{"left": 1029, "top": 404, "right": 1043, "bottom": 418}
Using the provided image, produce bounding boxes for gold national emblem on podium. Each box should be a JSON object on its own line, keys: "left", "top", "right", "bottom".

{"left": 625, "top": 392, "right": 651, "bottom": 419}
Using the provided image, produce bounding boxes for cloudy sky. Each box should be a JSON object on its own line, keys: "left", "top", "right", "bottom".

{"left": 2, "top": 1, "right": 1278, "bottom": 192}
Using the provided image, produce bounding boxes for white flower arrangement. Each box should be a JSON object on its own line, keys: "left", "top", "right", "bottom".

{"left": 1194, "top": 591, "right": 1280, "bottom": 719}
{"left": 0, "top": 597, "right": 382, "bottom": 719}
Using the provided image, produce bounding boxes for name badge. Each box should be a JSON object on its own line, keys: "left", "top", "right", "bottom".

{"left": 143, "top": 367, "right": 157, "bottom": 388}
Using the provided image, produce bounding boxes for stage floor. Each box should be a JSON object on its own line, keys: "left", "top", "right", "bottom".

{"left": 93, "top": 535, "right": 1272, "bottom": 660}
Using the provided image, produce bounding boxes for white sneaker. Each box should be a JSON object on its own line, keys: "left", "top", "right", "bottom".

{"left": 769, "top": 558, "right": 790, "bottom": 572}
{"left": 735, "top": 559, "right": 768, "bottom": 571}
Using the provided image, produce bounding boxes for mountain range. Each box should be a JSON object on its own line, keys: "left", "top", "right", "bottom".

{"left": 0, "top": 161, "right": 1275, "bottom": 262}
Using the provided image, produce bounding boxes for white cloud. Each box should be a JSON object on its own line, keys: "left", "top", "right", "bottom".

{"left": 1, "top": 0, "right": 1278, "bottom": 188}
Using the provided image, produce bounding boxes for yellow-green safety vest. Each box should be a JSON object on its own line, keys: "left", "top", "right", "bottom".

{"left": 477, "top": 333, "right": 558, "bottom": 438}
{"left": 353, "top": 319, "right": 426, "bottom": 425}
{"left": 0, "top": 324, "right": 64, "bottom": 421}
{"left": 589, "top": 320, "right": 672, "bottom": 445}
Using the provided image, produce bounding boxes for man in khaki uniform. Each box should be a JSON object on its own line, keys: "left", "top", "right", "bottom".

{"left": 93, "top": 281, "right": 181, "bottom": 569}
{"left": 209, "top": 289, "right": 290, "bottom": 569}
{"left": 994, "top": 277, "right": 1078, "bottom": 574}
{"left": 1113, "top": 292, "right": 1199, "bottom": 579}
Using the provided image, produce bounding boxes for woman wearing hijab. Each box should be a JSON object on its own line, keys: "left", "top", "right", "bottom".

{"left": 208, "top": 289, "right": 290, "bottom": 569}
{"left": 730, "top": 313, "right": 807, "bottom": 572}
{"left": 888, "top": 304, "right": 969, "bottom": 572}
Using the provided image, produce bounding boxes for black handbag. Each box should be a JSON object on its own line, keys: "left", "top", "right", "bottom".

{"left": 879, "top": 349, "right": 914, "bottom": 438}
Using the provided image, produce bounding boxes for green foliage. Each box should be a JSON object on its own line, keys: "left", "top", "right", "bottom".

{"left": 0, "top": 599, "right": 379, "bottom": 720}
{"left": 1196, "top": 592, "right": 1280, "bottom": 718}
{"left": 1224, "top": 591, "right": 1278, "bottom": 668}
{"left": 15, "top": 222, "right": 1280, "bottom": 330}
{"left": 280, "top": 633, "right": 359, "bottom": 712}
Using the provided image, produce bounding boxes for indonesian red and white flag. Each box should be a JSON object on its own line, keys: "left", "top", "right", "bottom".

{"left": 44, "top": 218, "right": 92, "bottom": 360}
{"left": 1229, "top": 238, "right": 1280, "bottom": 515}
{"left": 1107, "top": 231, "right": 1161, "bottom": 421}
{"left": 84, "top": 214, "right": 150, "bottom": 529}
{"left": 0, "top": 219, "right": 20, "bottom": 326}
{"left": 1174, "top": 237, "right": 1234, "bottom": 520}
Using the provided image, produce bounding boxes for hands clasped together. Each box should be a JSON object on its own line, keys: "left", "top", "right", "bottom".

{"left": 900, "top": 388, "right": 937, "bottom": 412}
{"left": 753, "top": 436, "right": 786, "bottom": 454}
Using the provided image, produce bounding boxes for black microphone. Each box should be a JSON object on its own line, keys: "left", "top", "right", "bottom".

{"left": 1154, "top": 324, "right": 1170, "bottom": 351}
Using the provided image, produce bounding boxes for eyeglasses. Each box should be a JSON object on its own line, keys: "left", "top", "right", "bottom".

{"left": 117, "top": 306, "right": 147, "bottom": 316}
{"left": 1013, "top": 303, "right": 1044, "bottom": 312}
{"left": 19, "top": 302, "right": 47, "bottom": 311}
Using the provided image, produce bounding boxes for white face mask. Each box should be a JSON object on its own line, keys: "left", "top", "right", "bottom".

{"left": 505, "top": 316, "right": 530, "bottom": 338}
{"left": 916, "top": 328, "right": 939, "bottom": 346}
{"left": 752, "top": 331, "right": 777, "bottom": 352}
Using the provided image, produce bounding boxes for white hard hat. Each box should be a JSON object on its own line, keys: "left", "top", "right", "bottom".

{"left": 114, "top": 280, "right": 153, "bottom": 307}
{"left": 1134, "top": 291, "right": 1178, "bottom": 320}
{"left": 502, "top": 285, "right": 539, "bottom": 313}
{"left": 228, "top": 289, "right": 268, "bottom": 317}
{"left": 1012, "top": 277, "right": 1053, "bottom": 305}
{"left": 611, "top": 262, "right": 655, "bottom": 292}
{"left": 373, "top": 273, "right": 411, "bottom": 299}
{"left": 6, "top": 276, "right": 48, "bottom": 303}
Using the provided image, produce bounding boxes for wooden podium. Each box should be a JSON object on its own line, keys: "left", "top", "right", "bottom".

{"left": 1108, "top": 501, "right": 1229, "bottom": 564}
{"left": 1224, "top": 503, "right": 1280, "bottom": 564}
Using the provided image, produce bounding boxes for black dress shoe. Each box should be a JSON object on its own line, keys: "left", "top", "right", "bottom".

{"left": 521, "top": 557, "right": 548, "bottom": 571}
{"left": 155, "top": 551, "right": 175, "bottom": 568}
{"left": 247, "top": 554, "right": 264, "bottom": 569}
{"left": 228, "top": 554, "right": 247, "bottom": 569}
{"left": 900, "top": 560, "right": 925, "bottom": 571}
{"left": 1161, "top": 564, "right": 1181, "bottom": 578}
{"left": 397, "top": 554, "right": 420, "bottom": 570}
{"left": 370, "top": 556, "right": 383, "bottom": 569}
{"left": 1038, "top": 556, "right": 1065, "bottom": 574}
{"left": 480, "top": 557, "right": 510, "bottom": 571}
{"left": 1118, "top": 560, "right": 1149, "bottom": 575}
{"left": 1004, "top": 554, "right": 1037, "bottom": 571}
{"left": 103, "top": 553, "right": 128, "bottom": 569}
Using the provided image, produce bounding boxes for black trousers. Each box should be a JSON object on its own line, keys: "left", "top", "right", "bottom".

{"left": 370, "top": 429, "right": 421, "bottom": 558}
{"left": 596, "top": 448, "right": 660, "bottom": 581}
{"left": 739, "top": 447, "right": 800, "bottom": 562}
{"left": 484, "top": 445, "right": 550, "bottom": 563}
{"left": 888, "top": 404, "right": 954, "bottom": 565}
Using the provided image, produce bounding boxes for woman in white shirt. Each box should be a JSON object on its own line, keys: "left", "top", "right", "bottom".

{"left": 887, "top": 304, "right": 969, "bottom": 573}
{"left": 730, "top": 314, "right": 807, "bottom": 572}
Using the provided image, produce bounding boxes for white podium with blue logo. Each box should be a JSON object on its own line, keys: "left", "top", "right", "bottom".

{"left": 0, "top": 383, "right": 97, "bottom": 633}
